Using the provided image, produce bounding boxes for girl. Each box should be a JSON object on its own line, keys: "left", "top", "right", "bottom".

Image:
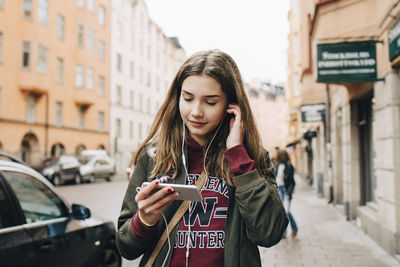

{"left": 116, "top": 50, "right": 288, "bottom": 267}
{"left": 276, "top": 149, "right": 297, "bottom": 238}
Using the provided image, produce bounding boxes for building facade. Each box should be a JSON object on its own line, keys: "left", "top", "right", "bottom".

{"left": 287, "top": 0, "right": 400, "bottom": 257}
{"left": 109, "top": 0, "right": 186, "bottom": 173}
{"left": 0, "top": 0, "right": 111, "bottom": 167}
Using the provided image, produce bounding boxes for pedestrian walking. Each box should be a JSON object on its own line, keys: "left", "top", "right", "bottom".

{"left": 116, "top": 49, "right": 288, "bottom": 267}
{"left": 275, "top": 149, "right": 298, "bottom": 238}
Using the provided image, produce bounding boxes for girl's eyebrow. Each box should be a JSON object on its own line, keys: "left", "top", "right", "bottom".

{"left": 181, "top": 90, "right": 221, "bottom": 98}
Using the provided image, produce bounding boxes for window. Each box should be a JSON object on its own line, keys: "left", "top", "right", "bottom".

{"left": 87, "top": 68, "right": 94, "bottom": 90}
{"left": 130, "top": 91, "right": 134, "bottom": 109}
{"left": 130, "top": 61, "right": 134, "bottom": 78}
{"left": 3, "top": 171, "right": 67, "bottom": 223}
{"left": 147, "top": 71, "right": 151, "bottom": 87}
{"left": 156, "top": 77, "right": 160, "bottom": 92}
{"left": 26, "top": 94, "right": 35, "bottom": 123}
{"left": 88, "top": 28, "right": 95, "bottom": 50}
{"left": 79, "top": 106, "right": 85, "bottom": 129}
{"left": 117, "top": 86, "right": 122, "bottom": 105}
{"left": 87, "top": 0, "right": 95, "bottom": 12}
{"left": 38, "top": 0, "right": 48, "bottom": 25}
{"left": 0, "top": 33, "right": 2, "bottom": 63}
{"left": 56, "top": 102, "right": 62, "bottom": 126}
{"left": 98, "top": 5, "right": 105, "bottom": 26}
{"left": 75, "top": 65, "right": 84, "bottom": 88}
{"left": 147, "top": 97, "right": 150, "bottom": 113}
{"left": 116, "top": 119, "right": 121, "bottom": 138}
{"left": 99, "top": 75, "right": 105, "bottom": 96}
{"left": 116, "top": 21, "right": 123, "bottom": 42}
{"left": 139, "top": 94, "right": 143, "bottom": 111}
{"left": 37, "top": 45, "right": 47, "bottom": 74}
{"left": 117, "top": 53, "right": 122, "bottom": 72}
{"left": 98, "top": 112, "right": 104, "bottom": 132}
{"left": 147, "top": 45, "right": 151, "bottom": 61}
{"left": 22, "top": 41, "right": 31, "bottom": 69}
{"left": 138, "top": 122, "right": 142, "bottom": 140}
{"left": 23, "top": 0, "right": 33, "bottom": 19}
{"left": 99, "top": 40, "right": 105, "bottom": 61}
{"left": 139, "top": 66, "right": 143, "bottom": 84}
{"left": 130, "top": 121, "right": 133, "bottom": 139}
{"left": 77, "top": 0, "right": 85, "bottom": 8}
{"left": 57, "top": 15, "right": 65, "bottom": 40}
{"left": 77, "top": 25, "right": 84, "bottom": 47}
{"left": 131, "top": 30, "right": 135, "bottom": 50}
{"left": 0, "top": 180, "right": 19, "bottom": 229}
{"left": 56, "top": 58, "right": 64, "bottom": 83}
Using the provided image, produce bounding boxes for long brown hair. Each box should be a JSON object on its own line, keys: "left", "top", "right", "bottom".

{"left": 134, "top": 49, "right": 264, "bottom": 186}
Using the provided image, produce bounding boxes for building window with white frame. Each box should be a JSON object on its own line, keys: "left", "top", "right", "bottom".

{"left": 138, "top": 122, "right": 142, "bottom": 140}
{"left": 99, "top": 40, "right": 105, "bottom": 61}
{"left": 55, "top": 102, "right": 63, "bottom": 127}
{"left": 117, "top": 86, "right": 122, "bottom": 105}
{"left": 37, "top": 45, "right": 47, "bottom": 74}
{"left": 98, "top": 5, "right": 105, "bottom": 26}
{"left": 87, "top": 67, "right": 94, "bottom": 90}
{"left": 130, "top": 91, "right": 134, "bottom": 109}
{"left": 0, "top": 33, "right": 2, "bottom": 64}
{"left": 147, "top": 45, "right": 151, "bottom": 61}
{"left": 117, "top": 53, "right": 122, "bottom": 72}
{"left": 87, "top": 0, "right": 95, "bottom": 12}
{"left": 78, "top": 106, "right": 85, "bottom": 129}
{"left": 77, "top": 25, "right": 84, "bottom": 47}
{"left": 130, "top": 61, "right": 134, "bottom": 78}
{"left": 38, "top": 0, "right": 48, "bottom": 25}
{"left": 22, "top": 41, "right": 31, "bottom": 69}
{"left": 116, "top": 21, "right": 123, "bottom": 42}
{"left": 26, "top": 94, "right": 36, "bottom": 123}
{"left": 56, "top": 58, "right": 64, "bottom": 83}
{"left": 23, "top": 0, "right": 33, "bottom": 19}
{"left": 57, "top": 15, "right": 65, "bottom": 40}
{"left": 139, "top": 66, "right": 143, "bottom": 84}
{"left": 99, "top": 75, "right": 105, "bottom": 96}
{"left": 77, "top": 0, "right": 85, "bottom": 8}
{"left": 129, "top": 121, "right": 133, "bottom": 139}
{"left": 116, "top": 118, "right": 121, "bottom": 138}
{"left": 98, "top": 112, "right": 104, "bottom": 132}
{"left": 88, "top": 28, "right": 95, "bottom": 50}
{"left": 139, "top": 94, "right": 143, "bottom": 111}
{"left": 146, "top": 71, "right": 151, "bottom": 87}
{"left": 75, "top": 65, "right": 84, "bottom": 88}
{"left": 147, "top": 97, "right": 150, "bottom": 114}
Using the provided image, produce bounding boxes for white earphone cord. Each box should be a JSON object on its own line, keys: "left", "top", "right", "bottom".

{"left": 162, "top": 120, "right": 224, "bottom": 267}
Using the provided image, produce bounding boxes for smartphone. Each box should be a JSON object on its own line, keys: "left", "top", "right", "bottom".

{"left": 142, "top": 182, "right": 203, "bottom": 201}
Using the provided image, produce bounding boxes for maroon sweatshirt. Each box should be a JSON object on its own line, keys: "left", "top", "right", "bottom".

{"left": 131, "top": 137, "right": 254, "bottom": 266}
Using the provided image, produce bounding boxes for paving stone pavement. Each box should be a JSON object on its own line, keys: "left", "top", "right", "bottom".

{"left": 259, "top": 175, "right": 400, "bottom": 267}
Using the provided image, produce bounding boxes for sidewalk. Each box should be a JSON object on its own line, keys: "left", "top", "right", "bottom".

{"left": 260, "top": 175, "right": 400, "bottom": 267}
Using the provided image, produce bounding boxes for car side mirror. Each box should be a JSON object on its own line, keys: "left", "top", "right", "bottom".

{"left": 71, "top": 204, "right": 91, "bottom": 220}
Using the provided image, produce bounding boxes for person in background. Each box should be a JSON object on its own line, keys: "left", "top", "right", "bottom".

{"left": 275, "top": 149, "right": 298, "bottom": 238}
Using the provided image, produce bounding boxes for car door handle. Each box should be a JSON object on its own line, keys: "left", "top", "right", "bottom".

{"left": 39, "top": 241, "right": 56, "bottom": 253}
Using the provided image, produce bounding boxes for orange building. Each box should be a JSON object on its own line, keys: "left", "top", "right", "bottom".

{"left": 0, "top": 0, "right": 110, "bottom": 167}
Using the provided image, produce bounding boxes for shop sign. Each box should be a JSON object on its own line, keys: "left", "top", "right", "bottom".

{"left": 300, "top": 104, "right": 325, "bottom": 122}
{"left": 317, "top": 41, "right": 377, "bottom": 83}
{"left": 389, "top": 19, "right": 400, "bottom": 61}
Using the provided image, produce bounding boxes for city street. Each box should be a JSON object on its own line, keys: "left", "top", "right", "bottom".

{"left": 56, "top": 174, "right": 400, "bottom": 267}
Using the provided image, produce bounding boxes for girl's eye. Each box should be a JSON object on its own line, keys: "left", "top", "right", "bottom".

{"left": 206, "top": 102, "right": 217, "bottom": 106}
{"left": 184, "top": 98, "right": 192, "bottom": 102}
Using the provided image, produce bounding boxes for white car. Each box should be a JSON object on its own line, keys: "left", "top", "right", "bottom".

{"left": 79, "top": 155, "right": 115, "bottom": 183}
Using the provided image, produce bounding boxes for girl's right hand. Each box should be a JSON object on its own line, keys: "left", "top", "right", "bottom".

{"left": 135, "top": 180, "right": 179, "bottom": 226}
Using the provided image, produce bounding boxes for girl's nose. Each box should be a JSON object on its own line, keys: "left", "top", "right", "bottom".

{"left": 191, "top": 102, "right": 203, "bottom": 117}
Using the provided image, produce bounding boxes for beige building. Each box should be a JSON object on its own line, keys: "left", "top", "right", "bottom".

{"left": 246, "top": 80, "right": 288, "bottom": 152}
{"left": 0, "top": 0, "right": 111, "bottom": 167}
{"left": 287, "top": 0, "right": 400, "bottom": 257}
{"left": 110, "top": 0, "right": 186, "bottom": 173}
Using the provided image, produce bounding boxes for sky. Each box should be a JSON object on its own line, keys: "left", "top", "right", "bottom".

{"left": 145, "top": 0, "right": 290, "bottom": 85}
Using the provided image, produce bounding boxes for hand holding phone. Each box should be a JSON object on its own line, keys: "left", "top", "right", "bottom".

{"left": 142, "top": 182, "right": 202, "bottom": 201}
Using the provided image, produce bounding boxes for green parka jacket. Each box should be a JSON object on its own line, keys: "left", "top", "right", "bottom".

{"left": 116, "top": 146, "right": 288, "bottom": 267}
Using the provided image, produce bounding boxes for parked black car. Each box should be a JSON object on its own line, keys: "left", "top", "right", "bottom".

{"left": 39, "top": 155, "right": 81, "bottom": 186}
{"left": 0, "top": 160, "right": 121, "bottom": 267}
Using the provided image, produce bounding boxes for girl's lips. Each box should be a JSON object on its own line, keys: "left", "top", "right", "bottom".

{"left": 190, "top": 121, "right": 206, "bottom": 128}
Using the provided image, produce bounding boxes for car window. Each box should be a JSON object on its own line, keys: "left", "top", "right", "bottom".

{"left": 2, "top": 171, "right": 67, "bottom": 223}
{"left": 0, "top": 181, "right": 19, "bottom": 229}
